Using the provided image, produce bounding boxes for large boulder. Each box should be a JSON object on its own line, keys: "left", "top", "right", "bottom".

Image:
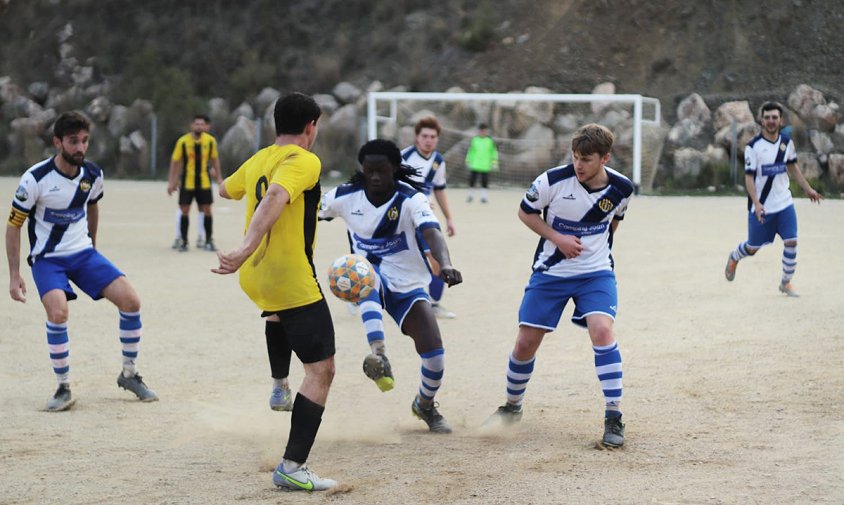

{"left": 714, "top": 121, "right": 760, "bottom": 153}
{"left": 787, "top": 84, "right": 826, "bottom": 120}
{"left": 676, "top": 93, "right": 711, "bottom": 124}
{"left": 827, "top": 153, "right": 844, "bottom": 187}
{"left": 713, "top": 101, "right": 755, "bottom": 131}
{"left": 809, "top": 130, "right": 834, "bottom": 155}
{"left": 85, "top": 96, "right": 111, "bottom": 123}
{"left": 220, "top": 116, "right": 258, "bottom": 172}
{"left": 673, "top": 147, "right": 707, "bottom": 179}
{"left": 254, "top": 87, "right": 280, "bottom": 115}
{"left": 332, "top": 81, "right": 362, "bottom": 105}
{"left": 810, "top": 103, "right": 840, "bottom": 132}
{"left": 796, "top": 152, "right": 822, "bottom": 180}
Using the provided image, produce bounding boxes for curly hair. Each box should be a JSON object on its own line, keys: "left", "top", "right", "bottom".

{"left": 347, "top": 139, "right": 425, "bottom": 193}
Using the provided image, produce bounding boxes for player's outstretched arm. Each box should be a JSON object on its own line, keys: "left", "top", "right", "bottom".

{"left": 212, "top": 183, "right": 290, "bottom": 275}
{"left": 421, "top": 227, "right": 462, "bottom": 287}
{"left": 5, "top": 224, "right": 26, "bottom": 303}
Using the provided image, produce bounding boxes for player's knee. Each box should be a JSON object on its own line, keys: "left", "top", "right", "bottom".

{"left": 784, "top": 239, "right": 797, "bottom": 247}
{"left": 590, "top": 326, "right": 614, "bottom": 346}
{"left": 46, "top": 307, "right": 68, "bottom": 324}
{"left": 746, "top": 246, "right": 759, "bottom": 256}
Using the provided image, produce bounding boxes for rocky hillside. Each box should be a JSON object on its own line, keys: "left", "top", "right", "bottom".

{"left": 1, "top": 0, "right": 842, "bottom": 191}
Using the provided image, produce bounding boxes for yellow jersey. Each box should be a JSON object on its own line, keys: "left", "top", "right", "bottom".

{"left": 171, "top": 132, "right": 218, "bottom": 190}
{"left": 224, "top": 144, "right": 324, "bottom": 312}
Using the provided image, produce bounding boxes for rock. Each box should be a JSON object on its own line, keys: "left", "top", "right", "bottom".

{"left": 827, "top": 153, "right": 844, "bottom": 187}
{"left": 107, "top": 105, "right": 128, "bottom": 137}
{"left": 810, "top": 103, "right": 839, "bottom": 132}
{"left": 809, "top": 130, "right": 834, "bottom": 155}
{"left": 668, "top": 117, "right": 705, "bottom": 145}
{"left": 233, "top": 101, "right": 254, "bottom": 120}
{"left": 787, "top": 84, "right": 826, "bottom": 120}
{"left": 328, "top": 104, "right": 359, "bottom": 132}
{"left": 220, "top": 116, "right": 258, "bottom": 171}
{"left": 796, "top": 152, "right": 822, "bottom": 180}
{"left": 254, "top": 87, "right": 281, "bottom": 115}
{"left": 676, "top": 93, "right": 711, "bottom": 123}
{"left": 714, "top": 121, "right": 759, "bottom": 153}
{"left": 333, "top": 82, "right": 362, "bottom": 105}
{"left": 27, "top": 82, "right": 50, "bottom": 105}
{"left": 85, "top": 96, "right": 111, "bottom": 123}
{"left": 673, "top": 147, "right": 706, "bottom": 178}
{"left": 313, "top": 94, "right": 340, "bottom": 116}
{"left": 590, "top": 82, "right": 616, "bottom": 115}
{"left": 713, "top": 101, "right": 754, "bottom": 131}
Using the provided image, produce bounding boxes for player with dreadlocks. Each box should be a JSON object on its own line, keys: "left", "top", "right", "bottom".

{"left": 319, "top": 139, "right": 462, "bottom": 433}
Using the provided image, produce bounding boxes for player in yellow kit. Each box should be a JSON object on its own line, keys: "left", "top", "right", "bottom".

{"left": 212, "top": 92, "right": 337, "bottom": 491}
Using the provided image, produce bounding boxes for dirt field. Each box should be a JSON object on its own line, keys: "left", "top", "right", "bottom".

{"left": 0, "top": 177, "right": 841, "bottom": 505}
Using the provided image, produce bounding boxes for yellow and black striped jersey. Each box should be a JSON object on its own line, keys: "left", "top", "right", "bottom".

{"left": 171, "top": 132, "right": 218, "bottom": 190}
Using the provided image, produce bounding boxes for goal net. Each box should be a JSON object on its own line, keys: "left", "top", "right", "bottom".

{"left": 366, "top": 91, "right": 663, "bottom": 193}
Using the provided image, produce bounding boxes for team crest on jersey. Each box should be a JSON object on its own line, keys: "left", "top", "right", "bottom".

{"left": 79, "top": 179, "right": 92, "bottom": 192}
{"left": 779, "top": 143, "right": 786, "bottom": 152}
{"left": 387, "top": 206, "right": 399, "bottom": 220}
{"left": 432, "top": 162, "right": 440, "bottom": 170}
{"left": 598, "top": 198, "right": 614, "bottom": 212}
{"left": 14, "top": 185, "right": 28, "bottom": 202}
{"left": 525, "top": 183, "right": 539, "bottom": 202}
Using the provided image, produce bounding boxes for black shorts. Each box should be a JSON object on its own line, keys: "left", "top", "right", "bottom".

{"left": 261, "top": 298, "right": 335, "bottom": 364}
{"left": 179, "top": 188, "right": 214, "bottom": 206}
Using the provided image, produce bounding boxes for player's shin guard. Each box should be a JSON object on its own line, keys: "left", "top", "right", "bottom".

{"left": 731, "top": 241, "right": 752, "bottom": 262}
{"left": 283, "top": 393, "right": 324, "bottom": 465}
{"left": 46, "top": 322, "right": 70, "bottom": 384}
{"left": 119, "top": 311, "right": 142, "bottom": 377}
{"left": 203, "top": 214, "right": 213, "bottom": 242}
{"left": 180, "top": 215, "right": 189, "bottom": 242}
{"left": 506, "top": 353, "right": 535, "bottom": 406}
{"left": 429, "top": 276, "right": 445, "bottom": 303}
{"left": 594, "top": 341, "right": 623, "bottom": 417}
{"left": 359, "top": 290, "right": 385, "bottom": 355}
{"left": 418, "top": 348, "right": 444, "bottom": 402}
{"left": 265, "top": 320, "right": 292, "bottom": 379}
{"left": 782, "top": 244, "right": 797, "bottom": 284}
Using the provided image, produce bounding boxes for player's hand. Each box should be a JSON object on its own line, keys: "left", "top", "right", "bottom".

{"left": 553, "top": 234, "right": 583, "bottom": 259}
{"left": 439, "top": 267, "right": 462, "bottom": 287}
{"left": 9, "top": 276, "right": 26, "bottom": 303}
{"left": 754, "top": 206, "right": 765, "bottom": 224}
{"left": 445, "top": 218, "right": 456, "bottom": 237}
{"left": 167, "top": 183, "right": 177, "bottom": 196}
{"left": 806, "top": 188, "right": 824, "bottom": 203}
{"left": 211, "top": 249, "right": 248, "bottom": 275}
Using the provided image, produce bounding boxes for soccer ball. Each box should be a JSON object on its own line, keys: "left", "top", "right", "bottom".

{"left": 327, "top": 254, "right": 377, "bottom": 303}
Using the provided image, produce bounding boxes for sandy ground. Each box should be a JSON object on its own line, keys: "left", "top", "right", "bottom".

{"left": 0, "top": 176, "right": 842, "bottom": 505}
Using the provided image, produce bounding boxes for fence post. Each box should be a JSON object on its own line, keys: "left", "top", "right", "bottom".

{"left": 730, "top": 118, "right": 738, "bottom": 186}
{"left": 150, "top": 113, "right": 158, "bottom": 177}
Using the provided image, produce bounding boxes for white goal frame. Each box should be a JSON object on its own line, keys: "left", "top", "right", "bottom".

{"left": 367, "top": 91, "right": 661, "bottom": 191}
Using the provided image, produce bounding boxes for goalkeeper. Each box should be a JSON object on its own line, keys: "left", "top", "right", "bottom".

{"left": 465, "top": 123, "right": 498, "bottom": 203}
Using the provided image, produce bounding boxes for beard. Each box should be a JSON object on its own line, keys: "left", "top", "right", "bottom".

{"left": 60, "top": 150, "right": 85, "bottom": 166}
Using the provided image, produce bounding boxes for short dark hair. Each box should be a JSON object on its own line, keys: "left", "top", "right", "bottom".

{"left": 274, "top": 92, "right": 321, "bottom": 135}
{"left": 571, "top": 123, "right": 614, "bottom": 157}
{"left": 53, "top": 111, "right": 91, "bottom": 139}
{"left": 759, "top": 101, "right": 784, "bottom": 120}
{"left": 193, "top": 114, "right": 210, "bottom": 123}
{"left": 478, "top": 123, "right": 488, "bottom": 130}
{"left": 415, "top": 116, "right": 441, "bottom": 135}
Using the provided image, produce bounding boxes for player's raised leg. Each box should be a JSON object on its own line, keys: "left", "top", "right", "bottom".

{"left": 359, "top": 284, "right": 394, "bottom": 392}
{"left": 492, "top": 325, "right": 544, "bottom": 423}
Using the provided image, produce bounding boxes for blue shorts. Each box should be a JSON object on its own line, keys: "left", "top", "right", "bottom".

{"left": 518, "top": 270, "right": 617, "bottom": 330}
{"left": 31, "top": 248, "right": 124, "bottom": 301}
{"left": 748, "top": 204, "right": 798, "bottom": 247}
{"left": 372, "top": 270, "right": 430, "bottom": 332}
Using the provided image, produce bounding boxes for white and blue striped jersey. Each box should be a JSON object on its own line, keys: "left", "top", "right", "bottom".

{"left": 11, "top": 157, "right": 104, "bottom": 262}
{"left": 744, "top": 133, "right": 797, "bottom": 214}
{"left": 319, "top": 181, "right": 441, "bottom": 293}
{"left": 401, "top": 146, "right": 447, "bottom": 197}
{"left": 521, "top": 164, "right": 633, "bottom": 278}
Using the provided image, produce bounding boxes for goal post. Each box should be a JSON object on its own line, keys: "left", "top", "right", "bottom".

{"left": 366, "top": 91, "right": 661, "bottom": 193}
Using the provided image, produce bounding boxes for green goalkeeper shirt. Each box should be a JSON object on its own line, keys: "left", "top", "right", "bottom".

{"left": 465, "top": 135, "right": 498, "bottom": 173}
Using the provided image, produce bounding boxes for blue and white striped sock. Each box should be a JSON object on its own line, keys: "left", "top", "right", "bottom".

{"left": 359, "top": 290, "right": 385, "bottom": 355}
{"left": 731, "top": 241, "right": 751, "bottom": 262}
{"left": 594, "top": 341, "right": 623, "bottom": 418}
{"left": 119, "top": 311, "right": 142, "bottom": 378}
{"left": 506, "top": 353, "right": 535, "bottom": 406}
{"left": 418, "top": 348, "right": 445, "bottom": 402}
{"left": 781, "top": 244, "right": 797, "bottom": 284}
{"left": 46, "top": 322, "right": 70, "bottom": 384}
